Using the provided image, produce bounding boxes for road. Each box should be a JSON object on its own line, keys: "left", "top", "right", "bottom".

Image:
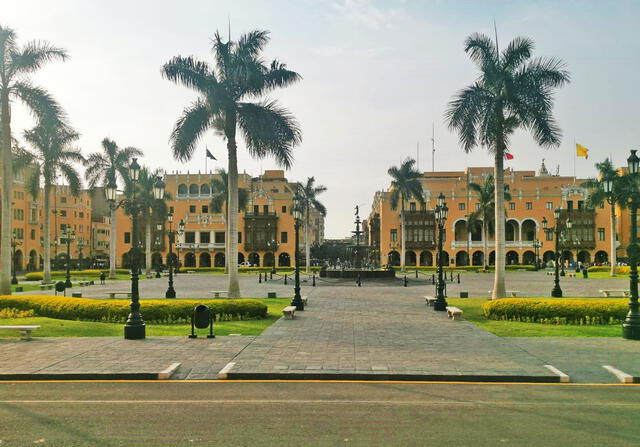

{"left": 1, "top": 381, "right": 639, "bottom": 446}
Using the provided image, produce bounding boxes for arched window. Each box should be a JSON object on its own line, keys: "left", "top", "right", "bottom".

{"left": 177, "top": 184, "right": 188, "bottom": 196}
{"left": 200, "top": 184, "right": 210, "bottom": 195}
{"left": 189, "top": 184, "right": 199, "bottom": 196}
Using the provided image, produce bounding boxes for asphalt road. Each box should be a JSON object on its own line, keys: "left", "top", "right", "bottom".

{"left": 1, "top": 381, "right": 639, "bottom": 446}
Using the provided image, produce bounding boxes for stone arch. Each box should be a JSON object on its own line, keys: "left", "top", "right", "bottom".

{"left": 595, "top": 250, "right": 608, "bottom": 264}
{"left": 200, "top": 184, "right": 210, "bottom": 195}
{"left": 28, "top": 249, "right": 39, "bottom": 271}
{"left": 167, "top": 252, "right": 178, "bottom": 268}
{"left": 454, "top": 220, "right": 468, "bottom": 242}
{"left": 506, "top": 219, "right": 519, "bottom": 242}
{"left": 419, "top": 251, "right": 433, "bottom": 267}
{"left": 455, "top": 251, "right": 469, "bottom": 266}
{"left": 506, "top": 250, "right": 519, "bottom": 265}
{"left": 436, "top": 251, "right": 450, "bottom": 266}
{"left": 189, "top": 184, "right": 199, "bottom": 196}
{"left": 522, "top": 250, "right": 536, "bottom": 265}
{"left": 577, "top": 250, "right": 591, "bottom": 264}
{"left": 388, "top": 251, "right": 400, "bottom": 266}
{"left": 264, "top": 252, "right": 275, "bottom": 267}
{"left": 543, "top": 250, "right": 556, "bottom": 264}
{"left": 472, "top": 250, "right": 484, "bottom": 266}
{"left": 278, "top": 252, "right": 291, "bottom": 267}
{"left": 489, "top": 251, "right": 496, "bottom": 266}
{"left": 151, "top": 252, "right": 163, "bottom": 269}
{"left": 248, "top": 252, "right": 260, "bottom": 267}
{"left": 405, "top": 250, "right": 417, "bottom": 266}
{"left": 184, "top": 252, "right": 196, "bottom": 267}
{"left": 199, "top": 252, "right": 211, "bottom": 267}
{"left": 238, "top": 252, "right": 245, "bottom": 264}
{"left": 14, "top": 249, "right": 23, "bottom": 271}
{"left": 561, "top": 251, "right": 573, "bottom": 262}
{"left": 214, "top": 252, "right": 225, "bottom": 267}
{"left": 177, "top": 184, "right": 188, "bottom": 195}
{"left": 470, "top": 220, "right": 483, "bottom": 241}
{"left": 521, "top": 219, "right": 537, "bottom": 241}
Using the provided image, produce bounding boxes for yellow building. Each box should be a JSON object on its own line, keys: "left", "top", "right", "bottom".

{"left": 368, "top": 162, "right": 622, "bottom": 268}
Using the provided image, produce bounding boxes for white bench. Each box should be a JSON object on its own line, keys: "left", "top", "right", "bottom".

{"left": 446, "top": 306, "right": 463, "bottom": 321}
{"left": 546, "top": 271, "right": 555, "bottom": 276}
{"left": 39, "top": 283, "right": 54, "bottom": 290}
{"left": 488, "top": 290, "right": 520, "bottom": 297}
{"left": 0, "top": 325, "right": 41, "bottom": 340}
{"left": 107, "top": 291, "right": 132, "bottom": 299}
{"left": 78, "top": 280, "right": 92, "bottom": 287}
{"left": 282, "top": 306, "right": 297, "bottom": 319}
{"left": 424, "top": 295, "right": 436, "bottom": 306}
{"left": 567, "top": 272, "right": 577, "bottom": 278}
{"left": 600, "top": 289, "right": 630, "bottom": 298}
{"left": 301, "top": 296, "right": 308, "bottom": 306}
{"left": 210, "top": 290, "right": 228, "bottom": 298}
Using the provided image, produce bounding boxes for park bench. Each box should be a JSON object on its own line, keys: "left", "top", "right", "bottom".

{"left": 282, "top": 306, "right": 297, "bottom": 319}
{"left": 107, "top": 291, "right": 132, "bottom": 299}
{"left": 599, "top": 289, "right": 630, "bottom": 298}
{"left": 546, "top": 271, "right": 555, "bottom": 276}
{"left": 567, "top": 272, "right": 577, "bottom": 278}
{"left": 301, "top": 296, "right": 308, "bottom": 306}
{"left": 0, "top": 325, "right": 40, "bottom": 340}
{"left": 39, "top": 283, "right": 54, "bottom": 291}
{"left": 78, "top": 280, "right": 91, "bottom": 287}
{"left": 488, "top": 290, "right": 520, "bottom": 297}
{"left": 424, "top": 295, "right": 436, "bottom": 306}
{"left": 210, "top": 290, "right": 228, "bottom": 298}
{"left": 185, "top": 270, "right": 196, "bottom": 274}
{"left": 445, "top": 306, "right": 463, "bottom": 321}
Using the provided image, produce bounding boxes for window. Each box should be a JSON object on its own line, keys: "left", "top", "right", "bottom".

{"left": 390, "top": 229, "right": 398, "bottom": 243}
{"left": 545, "top": 230, "right": 553, "bottom": 241}
{"left": 410, "top": 202, "right": 416, "bottom": 211}
{"left": 281, "top": 231, "right": 288, "bottom": 243}
{"left": 282, "top": 205, "right": 287, "bottom": 213}
{"left": 79, "top": 212, "right": 84, "bottom": 218}
{"left": 598, "top": 228, "right": 605, "bottom": 241}
{"left": 15, "top": 228, "right": 24, "bottom": 239}
{"left": 200, "top": 232, "right": 210, "bottom": 243}
{"left": 169, "top": 206, "right": 174, "bottom": 214}
{"left": 578, "top": 200, "right": 584, "bottom": 210}
{"left": 420, "top": 203, "right": 426, "bottom": 212}
{"left": 238, "top": 231, "right": 242, "bottom": 243}
{"left": 124, "top": 232, "right": 131, "bottom": 244}
{"left": 189, "top": 205, "right": 196, "bottom": 213}
{"left": 60, "top": 197, "right": 67, "bottom": 203}
{"left": 263, "top": 205, "right": 269, "bottom": 214}
{"left": 509, "top": 202, "right": 515, "bottom": 210}
{"left": 214, "top": 232, "right": 225, "bottom": 244}
{"left": 30, "top": 229, "right": 35, "bottom": 240}
{"left": 526, "top": 202, "right": 532, "bottom": 210}
{"left": 567, "top": 200, "right": 573, "bottom": 211}
{"left": 60, "top": 224, "right": 66, "bottom": 232}
{"left": 30, "top": 208, "right": 37, "bottom": 222}
{"left": 254, "top": 205, "right": 259, "bottom": 214}
{"left": 185, "top": 232, "right": 195, "bottom": 243}
{"left": 458, "top": 203, "right": 465, "bottom": 211}
{"left": 13, "top": 209, "right": 24, "bottom": 220}
{"left": 546, "top": 202, "right": 553, "bottom": 210}
{"left": 202, "top": 205, "right": 209, "bottom": 213}
{"left": 177, "top": 184, "right": 187, "bottom": 196}
{"left": 60, "top": 210, "right": 67, "bottom": 217}
{"left": 79, "top": 224, "right": 84, "bottom": 233}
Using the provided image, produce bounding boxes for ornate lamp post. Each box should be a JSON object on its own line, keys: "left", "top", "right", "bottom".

{"left": 62, "top": 225, "right": 76, "bottom": 288}
{"left": 291, "top": 197, "right": 304, "bottom": 311}
{"left": 175, "top": 219, "right": 185, "bottom": 274}
{"left": 434, "top": 192, "right": 449, "bottom": 311}
{"left": 11, "top": 230, "right": 21, "bottom": 285}
{"left": 533, "top": 239, "right": 542, "bottom": 270}
{"left": 543, "top": 208, "right": 571, "bottom": 298}
{"left": 268, "top": 239, "right": 279, "bottom": 274}
{"left": 165, "top": 213, "right": 177, "bottom": 298}
{"left": 154, "top": 223, "right": 163, "bottom": 278}
{"left": 77, "top": 237, "right": 86, "bottom": 270}
{"left": 623, "top": 149, "right": 640, "bottom": 339}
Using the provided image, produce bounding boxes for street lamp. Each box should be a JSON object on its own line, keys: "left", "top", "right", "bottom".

{"left": 11, "top": 230, "right": 21, "bottom": 285}
{"left": 533, "top": 239, "right": 542, "bottom": 270}
{"left": 291, "top": 197, "right": 304, "bottom": 310}
{"left": 268, "top": 239, "right": 279, "bottom": 274}
{"left": 175, "top": 218, "right": 185, "bottom": 274}
{"left": 165, "top": 213, "right": 177, "bottom": 298}
{"left": 155, "top": 223, "right": 163, "bottom": 278}
{"left": 434, "top": 193, "right": 448, "bottom": 311}
{"left": 62, "top": 225, "right": 76, "bottom": 288}
{"left": 77, "top": 237, "right": 86, "bottom": 270}
{"left": 543, "top": 209, "right": 571, "bottom": 298}
{"left": 623, "top": 149, "right": 640, "bottom": 340}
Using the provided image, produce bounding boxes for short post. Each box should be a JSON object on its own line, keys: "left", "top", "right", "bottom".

{"left": 312, "top": 274, "right": 316, "bottom": 287}
{"left": 431, "top": 274, "right": 435, "bottom": 285}
{"left": 284, "top": 274, "right": 288, "bottom": 285}
{"left": 357, "top": 274, "right": 361, "bottom": 287}
{"left": 403, "top": 275, "right": 407, "bottom": 287}
{"left": 415, "top": 269, "right": 418, "bottom": 278}
{"left": 270, "top": 271, "right": 273, "bottom": 280}
{"left": 259, "top": 272, "right": 262, "bottom": 283}
{"left": 457, "top": 273, "right": 460, "bottom": 284}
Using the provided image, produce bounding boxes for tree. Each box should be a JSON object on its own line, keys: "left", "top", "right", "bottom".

{"left": 23, "top": 121, "right": 84, "bottom": 283}
{"left": 0, "top": 25, "right": 68, "bottom": 294}
{"left": 446, "top": 33, "right": 569, "bottom": 298}
{"left": 583, "top": 158, "right": 626, "bottom": 275}
{"left": 468, "top": 175, "right": 511, "bottom": 270}
{"left": 162, "top": 30, "right": 302, "bottom": 298}
{"left": 84, "top": 138, "right": 142, "bottom": 279}
{"left": 298, "top": 177, "right": 327, "bottom": 272}
{"left": 209, "top": 168, "right": 249, "bottom": 272}
{"left": 388, "top": 158, "right": 424, "bottom": 271}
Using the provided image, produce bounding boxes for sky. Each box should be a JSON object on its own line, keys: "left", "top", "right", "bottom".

{"left": 5, "top": 0, "right": 640, "bottom": 238}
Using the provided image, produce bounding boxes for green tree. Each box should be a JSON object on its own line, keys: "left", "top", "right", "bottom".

{"left": 583, "top": 158, "right": 626, "bottom": 275}
{"left": 446, "top": 33, "right": 569, "bottom": 298}
{"left": 162, "top": 30, "right": 301, "bottom": 298}
{"left": 23, "top": 122, "right": 84, "bottom": 283}
{"left": 468, "top": 175, "right": 511, "bottom": 270}
{"left": 84, "top": 138, "right": 142, "bottom": 279}
{"left": 298, "top": 177, "right": 327, "bottom": 272}
{"left": 388, "top": 158, "right": 424, "bottom": 271}
{"left": 0, "top": 25, "right": 68, "bottom": 294}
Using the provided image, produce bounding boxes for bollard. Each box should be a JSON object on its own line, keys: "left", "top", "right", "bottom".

{"left": 259, "top": 272, "right": 262, "bottom": 283}
{"left": 313, "top": 275, "right": 316, "bottom": 287}
{"left": 457, "top": 273, "right": 460, "bottom": 284}
{"left": 415, "top": 269, "right": 418, "bottom": 278}
{"left": 403, "top": 275, "right": 407, "bottom": 287}
{"left": 431, "top": 274, "right": 435, "bottom": 285}
{"left": 357, "top": 274, "right": 361, "bottom": 287}
{"left": 270, "top": 271, "right": 273, "bottom": 280}
{"left": 450, "top": 271, "right": 454, "bottom": 281}
{"left": 284, "top": 274, "right": 288, "bottom": 285}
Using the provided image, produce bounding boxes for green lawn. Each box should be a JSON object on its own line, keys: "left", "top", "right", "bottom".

{"left": 448, "top": 297, "right": 623, "bottom": 337}
{"left": 584, "top": 271, "right": 629, "bottom": 280}
{"left": 0, "top": 298, "right": 291, "bottom": 337}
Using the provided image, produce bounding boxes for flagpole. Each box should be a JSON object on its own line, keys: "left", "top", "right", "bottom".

{"left": 573, "top": 138, "right": 576, "bottom": 184}
{"left": 205, "top": 145, "right": 208, "bottom": 174}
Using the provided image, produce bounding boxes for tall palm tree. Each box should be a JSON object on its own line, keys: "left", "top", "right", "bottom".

{"left": 0, "top": 25, "right": 68, "bottom": 294}
{"left": 209, "top": 168, "right": 249, "bottom": 272}
{"left": 84, "top": 138, "right": 142, "bottom": 279}
{"left": 162, "top": 30, "right": 302, "bottom": 298}
{"left": 23, "top": 121, "right": 84, "bottom": 283}
{"left": 446, "top": 33, "right": 569, "bottom": 298}
{"left": 298, "top": 177, "right": 327, "bottom": 272}
{"left": 583, "top": 158, "right": 626, "bottom": 275}
{"left": 468, "top": 175, "right": 511, "bottom": 270}
{"left": 388, "top": 158, "right": 424, "bottom": 271}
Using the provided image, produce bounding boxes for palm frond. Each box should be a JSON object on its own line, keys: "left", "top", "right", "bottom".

{"left": 501, "top": 36, "right": 533, "bottom": 70}
{"left": 12, "top": 81, "right": 67, "bottom": 124}
{"left": 169, "top": 99, "right": 212, "bottom": 162}
{"left": 161, "top": 55, "right": 213, "bottom": 94}
{"left": 58, "top": 161, "right": 82, "bottom": 196}
{"left": 10, "top": 40, "right": 68, "bottom": 74}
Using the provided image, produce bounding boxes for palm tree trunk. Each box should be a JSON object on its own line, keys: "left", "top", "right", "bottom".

{"left": 610, "top": 204, "right": 617, "bottom": 276}
{"left": 227, "top": 137, "right": 240, "bottom": 299}
{"left": 109, "top": 204, "right": 117, "bottom": 279}
{"left": 305, "top": 206, "right": 310, "bottom": 273}
{"left": 400, "top": 198, "right": 406, "bottom": 272}
{"left": 224, "top": 203, "right": 229, "bottom": 274}
{"left": 483, "top": 220, "right": 488, "bottom": 270}
{"left": 492, "top": 149, "right": 507, "bottom": 299}
{"left": 43, "top": 184, "right": 52, "bottom": 283}
{"left": 0, "top": 91, "right": 12, "bottom": 294}
{"left": 145, "top": 215, "right": 151, "bottom": 275}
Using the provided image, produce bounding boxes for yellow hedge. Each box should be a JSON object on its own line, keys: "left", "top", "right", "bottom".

{"left": 587, "top": 266, "right": 630, "bottom": 274}
{"left": 482, "top": 298, "right": 628, "bottom": 325}
{"left": 0, "top": 295, "right": 267, "bottom": 324}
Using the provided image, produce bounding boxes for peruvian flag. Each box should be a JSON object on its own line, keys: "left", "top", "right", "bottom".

{"left": 505, "top": 152, "right": 514, "bottom": 160}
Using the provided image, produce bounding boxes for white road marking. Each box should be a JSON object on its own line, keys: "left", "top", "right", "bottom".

{"left": 602, "top": 365, "right": 635, "bottom": 384}
{"left": 544, "top": 365, "right": 570, "bottom": 383}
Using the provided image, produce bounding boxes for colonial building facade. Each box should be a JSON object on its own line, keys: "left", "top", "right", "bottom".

{"left": 368, "top": 163, "right": 624, "bottom": 268}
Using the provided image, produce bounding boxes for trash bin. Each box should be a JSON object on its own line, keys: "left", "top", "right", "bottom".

{"left": 55, "top": 281, "right": 66, "bottom": 296}
{"left": 189, "top": 304, "right": 214, "bottom": 339}
{"left": 72, "top": 292, "right": 82, "bottom": 298}
{"left": 459, "top": 291, "right": 469, "bottom": 298}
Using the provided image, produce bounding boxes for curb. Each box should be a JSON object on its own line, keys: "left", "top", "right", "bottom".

{"left": 222, "top": 372, "right": 562, "bottom": 383}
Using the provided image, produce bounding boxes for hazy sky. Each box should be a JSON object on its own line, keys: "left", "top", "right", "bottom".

{"left": 6, "top": 0, "right": 640, "bottom": 237}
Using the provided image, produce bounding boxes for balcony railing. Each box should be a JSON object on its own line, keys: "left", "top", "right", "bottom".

{"left": 177, "top": 242, "right": 225, "bottom": 250}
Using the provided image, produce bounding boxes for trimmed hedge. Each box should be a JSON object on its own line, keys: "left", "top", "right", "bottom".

{"left": 482, "top": 298, "right": 628, "bottom": 325}
{"left": 25, "top": 269, "right": 130, "bottom": 281}
{"left": 587, "top": 266, "right": 630, "bottom": 274}
{"left": 186, "top": 266, "right": 322, "bottom": 273}
{"left": 0, "top": 295, "right": 267, "bottom": 324}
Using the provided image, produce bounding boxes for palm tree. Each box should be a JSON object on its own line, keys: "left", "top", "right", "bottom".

{"left": 583, "top": 158, "right": 626, "bottom": 275}
{"left": 446, "top": 34, "right": 569, "bottom": 298}
{"left": 209, "top": 168, "right": 249, "bottom": 272}
{"left": 468, "top": 175, "right": 511, "bottom": 270}
{"left": 0, "top": 25, "right": 68, "bottom": 294}
{"left": 84, "top": 138, "right": 142, "bottom": 279}
{"left": 23, "top": 121, "right": 84, "bottom": 283}
{"left": 388, "top": 158, "right": 424, "bottom": 271}
{"left": 162, "top": 30, "right": 302, "bottom": 298}
{"left": 298, "top": 177, "right": 327, "bottom": 273}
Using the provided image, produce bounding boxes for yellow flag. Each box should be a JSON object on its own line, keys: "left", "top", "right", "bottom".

{"left": 576, "top": 143, "right": 589, "bottom": 159}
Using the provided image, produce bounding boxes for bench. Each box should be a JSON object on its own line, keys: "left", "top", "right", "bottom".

{"left": 282, "top": 306, "right": 297, "bottom": 319}
{"left": 446, "top": 306, "right": 463, "bottom": 321}
{"left": 210, "top": 290, "right": 228, "bottom": 298}
{"left": 546, "top": 271, "right": 555, "bottom": 276}
{"left": 39, "top": 283, "right": 54, "bottom": 290}
{"left": 424, "top": 295, "right": 436, "bottom": 306}
{"left": 107, "top": 291, "right": 132, "bottom": 299}
{"left": 599, "top": 289, "right": 630, "bottom": 298}
{"left": 78, "top": 280, "right": 91, "bottom": 287}
{"left": 0, "top": 325, "right": 41, "bottom": 340}
{"left": 301, "top": 296, "right": 308, "bottom": 306}
{"left": 185, "top": 270, "right": 196, "bottom": 274}
{"left": 567, "top": 272, "right": 577, "bottom": 278}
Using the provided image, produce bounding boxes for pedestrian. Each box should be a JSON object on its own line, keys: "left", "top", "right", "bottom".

{"left": 99, "top": 272, "right": 106, "bottom": 285}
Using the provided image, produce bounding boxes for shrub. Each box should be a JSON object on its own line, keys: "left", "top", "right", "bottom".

{"left": 0, "top": 295, "right": 267, "bottom": 324}
{"left": 25, "top": 272, "right": 44, "bottom": 281}
{"left": 482, "top": 298, "right": 628, "bottom": 325}
{"left": 0, "top": 308, "right": 35, "bottom": 318}
{"left": 587, "top": 266, "right": 630, "bottom": 274}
